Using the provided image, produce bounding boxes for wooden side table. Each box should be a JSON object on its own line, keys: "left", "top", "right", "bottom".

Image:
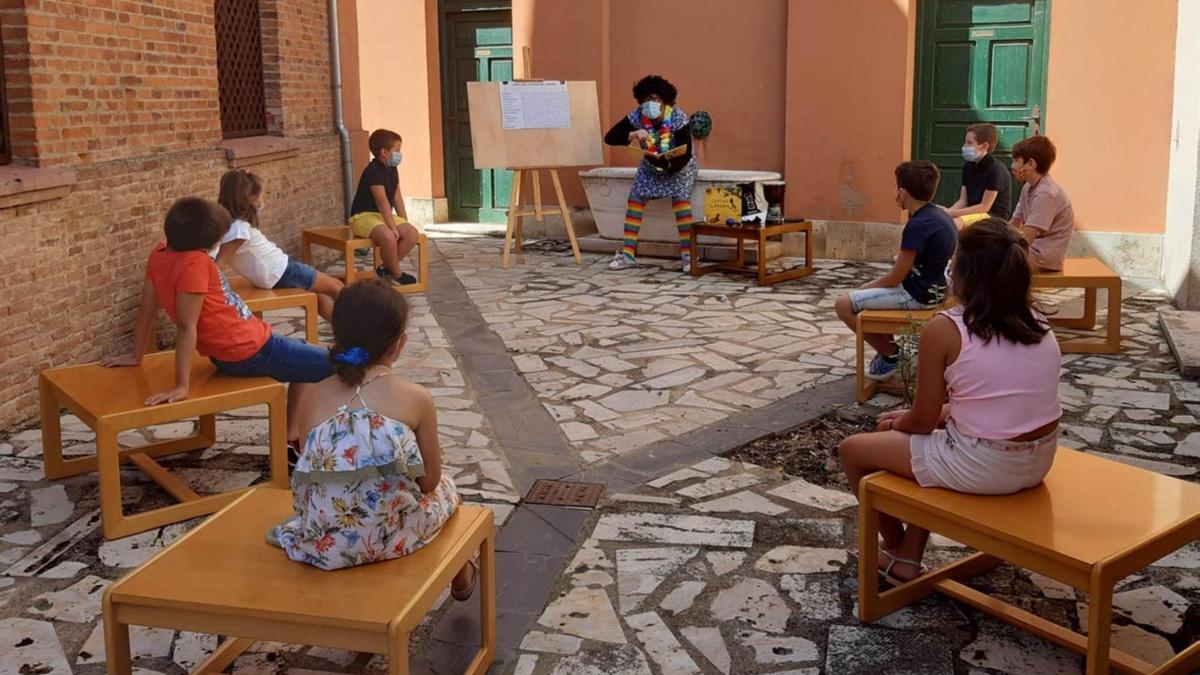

{"left": 40, "top": 352, "right": 287, "bottom": 539}
{"left": 104, "top": 489, "right": 496, "bottom": 675}
{"left": 690, "top": 219, "right": 814, "bottom": 286}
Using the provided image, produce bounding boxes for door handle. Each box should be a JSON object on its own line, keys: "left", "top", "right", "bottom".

{"left": 1022, "top": 105, "right": 1041, "bottom": 135}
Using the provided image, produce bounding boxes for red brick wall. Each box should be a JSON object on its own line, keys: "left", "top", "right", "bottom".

{"left": 0, "top": 0, "right": 344, "bottom": 430}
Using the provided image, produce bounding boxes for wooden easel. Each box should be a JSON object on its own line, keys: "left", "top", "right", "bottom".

{"left": 502, "top": 47, "right": 583, "bottom": 269}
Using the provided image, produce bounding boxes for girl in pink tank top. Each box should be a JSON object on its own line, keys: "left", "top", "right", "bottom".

{"left": 839, "top": 218, "right": 1061, "bottom": 586}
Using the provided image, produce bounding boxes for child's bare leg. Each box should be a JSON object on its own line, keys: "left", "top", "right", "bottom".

{"left": 285, "top": 382, "right": 310, "bottom": 442}
{"left": 310, "top": 271, "right": 343, "bottom": 322}
{"left": 371, "top": 226, "right": 403, "bottom": 277}
{"left": 395, "top": 223, "right": 419, "bottom": 260}
{"left": 892, "top": 524, "right": 931, "bottom": 579}
{"left": 835, "top": 294, "right": 897, "bottom": 358}
{"left": 451, "top": 562, "right": 474, "bottom": 593}
{"left": 839, "top": 431, "right": 917, "bottom": 551}
{"left": 865, "top": 332, "right": 897, "bottom": 358}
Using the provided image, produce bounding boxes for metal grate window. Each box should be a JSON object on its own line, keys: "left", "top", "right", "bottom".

{"left": 0, "top": 19, "right": 10, "bottom": 165}
{"left": 214, "top": 0, "right": 268, "bottom": 139}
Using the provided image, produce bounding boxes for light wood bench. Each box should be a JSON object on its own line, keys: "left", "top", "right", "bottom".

{"left": 855, "top": 306, "right": 945, "bottom": 403}
{"left": 1033, "top": 257, "right": 1122, "bottom": 354}
{"left": 39, "top": 351, "right": 287, "bottom": 539}
{"left": 858, "top": 447, "right": 1200, "bottom": 675}
{"left": 228, "top": 275, "right": 318, "bottom": 344}
{"left": 103, "top": 488, "right": 495, "bottom": 675}
{"left": 301, "top": 225, "right": 429, "bottom": 294}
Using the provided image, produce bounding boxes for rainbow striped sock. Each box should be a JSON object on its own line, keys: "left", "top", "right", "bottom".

{"left": 673, "top": 199, "right": 693, "bottom": 256}
{"left": 622, "top": 197, "right": 645, "bottom": 259}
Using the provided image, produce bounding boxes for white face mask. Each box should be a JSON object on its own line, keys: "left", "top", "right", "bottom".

{"left": 962, "top": 146, "right": 978, "bottom": 162}
{"left": 641, "top": 100, "right": 662, "bottom": 119}
{"left": 386, "top": 151, "right": 403, "bottom": 168}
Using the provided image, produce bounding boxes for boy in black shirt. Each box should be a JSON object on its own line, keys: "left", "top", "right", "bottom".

{"left": 944, "top": 123, "right": 1011, "bottom": 227}
{"left": 835, "top": 161, "right": 957, "bottom": 381}
{"left": 348, "top": 129, "right": 420, "bottom": 285}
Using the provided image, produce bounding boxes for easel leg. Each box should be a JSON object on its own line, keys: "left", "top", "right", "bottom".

{"left": 551, "top": 170, "right": 582, "bottom": 265}
{"left": 515, "top": 170, "right": 527, "bottom": 254}
{"left": 531, "top": 168, "right": 543, "bottom": 228}
{"left": 503, "top": 169, "right": 523, "bottom": 269}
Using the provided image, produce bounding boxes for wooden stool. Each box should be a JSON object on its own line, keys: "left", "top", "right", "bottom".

{"left": 229, "top": 276, "right": 319, "bottom": 344}
{"left": 1033, "top": 257, "right": 1122, "bottom": 354}
{"left": 103, "top": 488, "right": 496, "bottom": 675}
{"left": 858, "top": 447, "right": 1200, "bottom": 675}
{"left": 854, "top": 306, "right": 944, "bottom": 403}
{"left": 39, "top": 352, "right": 287, "bottom": 539}
{"left": 301, "top": 226, "right": 429, "bottom": 294}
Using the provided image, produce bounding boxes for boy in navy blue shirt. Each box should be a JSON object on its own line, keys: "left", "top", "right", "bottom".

{"left": 835, "top": 161, "right": 957, "bottom": 381}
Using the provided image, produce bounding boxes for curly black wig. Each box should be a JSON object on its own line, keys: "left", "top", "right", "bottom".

{"left": 632, "top": 75, "right": 677, "bottom": 105}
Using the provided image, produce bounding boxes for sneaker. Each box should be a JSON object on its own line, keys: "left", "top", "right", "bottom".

{"left": 680, "top": 253, "right": 692, "bottom": 272}
{"left": 866, "top": 354, "right": 900, "bottom": 381}
{"left": 608, "top": 252, "right": 636, "bottom": 270}
{"left": 375, "top": 266, "right": 394, "bottom": 281}
{"left": 397, "top": 272, "right": 418, "bottom": 285}
{"left": 377, "top": 267, "right": 418, "bottom": 286}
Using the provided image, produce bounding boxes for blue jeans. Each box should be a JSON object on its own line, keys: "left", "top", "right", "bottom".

{"left": 848, "top": 286, "right": 930, "bottom": 313}
{"left": 273, "top": 259, "right": 318, "bottom": 290}
{"left": 212, "top": 334, "right": 332, "bottom": 383}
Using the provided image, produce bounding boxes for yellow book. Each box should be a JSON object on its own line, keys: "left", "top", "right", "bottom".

{"left": 625, "top": 143, "right": 688, "bottom": 161}
{"left": 704, "top": 186, "right": 742, "bottom": 224}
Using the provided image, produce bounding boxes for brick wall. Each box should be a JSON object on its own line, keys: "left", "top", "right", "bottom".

{"left": 0, "top": 0, "right": 345, "bottom": 430}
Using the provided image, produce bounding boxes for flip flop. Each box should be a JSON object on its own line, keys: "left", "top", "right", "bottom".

{"left": 451, "top": 555, "right": 479, "bottom": 602}
{"left": 878, "top": 550, "right": 925, "bottom": 587}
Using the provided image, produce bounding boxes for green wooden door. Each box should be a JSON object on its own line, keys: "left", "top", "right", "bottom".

{"left": 913, "top": 0, "right": 1051, "bottom": 206}
{"left": 442, "top": 9, "right": 512, "bottom": 223}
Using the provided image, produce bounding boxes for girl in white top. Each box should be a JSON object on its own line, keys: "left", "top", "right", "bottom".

{"left": 215, "top": 170, "right": 344, "bottom": 320}
{"left": 839, "top": 218, "right": 1061, "bottom": 586}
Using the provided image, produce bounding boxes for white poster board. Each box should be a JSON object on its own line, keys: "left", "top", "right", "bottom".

{"left": 500, "top": 81, "right": 570, "bottom": 129}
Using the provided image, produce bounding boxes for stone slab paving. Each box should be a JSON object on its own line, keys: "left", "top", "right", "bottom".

{"left": 0, "top": 296, "right": 518, "bottom": 674}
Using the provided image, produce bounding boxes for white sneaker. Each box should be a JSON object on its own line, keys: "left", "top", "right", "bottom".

{"left": 680, "top": 253, "right": 692, "bottom": 272}
{"left": 609, "top": 252, "right": 636, "bottom": 270}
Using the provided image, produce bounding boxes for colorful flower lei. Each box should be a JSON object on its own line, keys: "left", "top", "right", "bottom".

{"left": 640, "top": 104, "right": 674, "bottom": 170}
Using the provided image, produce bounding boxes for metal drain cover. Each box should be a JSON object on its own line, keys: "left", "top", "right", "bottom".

{"left": 524, "top": 480, "right": 605, "bottom": 508}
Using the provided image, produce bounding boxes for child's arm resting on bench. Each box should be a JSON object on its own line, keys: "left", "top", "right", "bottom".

{"left": 102, "top": 279, "right": 160, "bottom": 368}
{"left": 143, "top": 292, "right": 203, "bottom": 406}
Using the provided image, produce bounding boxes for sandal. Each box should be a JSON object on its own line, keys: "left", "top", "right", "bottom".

{"left": 878, "top": 550, "right": 925, "bottom": 587}
{"left": 451, "top": 555, "right": 479, "bottom": 602}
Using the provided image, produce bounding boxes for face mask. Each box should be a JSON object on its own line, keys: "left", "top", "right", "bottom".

{"left": 962, "top": 146, "right": 978, "bottom": 162}
{"left": 641, "top": 101, "right": 662, "bottom": 119}
{"left": 386, "top": 151, "right": 403, "bottom": 168}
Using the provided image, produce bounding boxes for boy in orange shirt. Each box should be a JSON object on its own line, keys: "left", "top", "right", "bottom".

{"left": 104, "top": 197, "right": 333, "bottom": 449}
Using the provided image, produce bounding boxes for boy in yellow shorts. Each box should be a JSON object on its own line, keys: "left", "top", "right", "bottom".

{"left": 943, "top": 122, "right": 1011, "bottom": 228}
{"left": 349, "top": 129, "right": 421, "bottom": 286}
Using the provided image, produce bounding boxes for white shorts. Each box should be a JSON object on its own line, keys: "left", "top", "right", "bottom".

{"left": 910, "top": 420, "right": 1058, "bottom": 495}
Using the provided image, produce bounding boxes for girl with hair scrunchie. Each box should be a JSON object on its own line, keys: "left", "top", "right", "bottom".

{"left": 269, "top": 279, "right": 479, "bottom": 602}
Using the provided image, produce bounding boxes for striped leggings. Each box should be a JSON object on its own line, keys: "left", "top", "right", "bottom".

{"left": 622, "top": 194, "right": 693, "bottom": 260}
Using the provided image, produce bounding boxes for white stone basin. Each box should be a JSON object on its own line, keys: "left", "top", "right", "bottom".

{"left": 579, "top": 167, "right": 782, "bottom": 243}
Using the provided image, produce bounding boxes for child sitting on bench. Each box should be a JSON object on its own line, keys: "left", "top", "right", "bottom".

{"left": 838, "top": 218, "right": 1061, "bottom": 585}
{"left": 102, "top": 197, "right": 333, "bottom": 449}
{"left": 215, "top": 169, "right": 344, "bottom": 320}
{"left": 348, "top": 129, "right": 421, "bottom": 286}
{"left": 834, "top": 161, "right": 958, "bottom": 381}
{"left": 1009, "top": 135, "right": 1074, "bottom": 272}
{"left": 943, "top": 123, "right": 1011, "bottom": 227}
{"left": 270, "top": 280, "right": 478, "bottom": 599}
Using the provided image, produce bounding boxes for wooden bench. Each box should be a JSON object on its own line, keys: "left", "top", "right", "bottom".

{"left": 858, "top": 447, "right": 1200, "bottom": 675}
{"left": 103, "top": 488, "right": 495, "bottom": 675}
{"left": 1033, "top": 257, "right": 1122, "bottom": 354}
{"left": 228, "top": 275, "right": 318, "bottom": 344}
{"left": 301, "top": 226, "right": 429, "bottom": 294}
{"left": 40, "top": 351, "right": 287, "bottom": 539}
{"left": 855, "top": 306, "right": 944, "bottom": 403}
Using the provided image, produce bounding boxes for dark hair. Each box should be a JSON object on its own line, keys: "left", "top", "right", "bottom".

{"left": 632, "top": 75, "right": 677, "bottom": 105}
{"left": 164, "top": 197, "right": 232, "bottom": 251}
{"left": 951, "top": 218, "right": 1050, "bottom": 345}
{"left": 966, "top": 123, "right": 998, "bottom": 151}
{"left": 369, "top": 129, "right": 403, "bottom": 157}
{"left": 217, "top": 169, "right": 263, "bottom": 228}
{"left": 1012, "top": 135, "right": 1057, "bottom": 173}
{"left": 894, "top": 160, "right": 940, "bottom": 202}
{"left": 329, "top": 279, "right": 410, "bottom": 385}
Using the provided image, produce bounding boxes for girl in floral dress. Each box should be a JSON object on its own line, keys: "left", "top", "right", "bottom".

{"left": 603, "top": 74, "right": 699, "bottom": 272}
{"left": 269, "top": 280, "right": 478, "bottom": 598}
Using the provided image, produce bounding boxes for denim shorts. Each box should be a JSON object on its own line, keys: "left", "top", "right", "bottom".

{"left": 212, "top": 334, "right": 333, "bottom": 383}
{"left": 848, "top": 286, "right": 929, "bottom": 313}
{"left": 273, "top": 259, "right": 318, "bottom": 291}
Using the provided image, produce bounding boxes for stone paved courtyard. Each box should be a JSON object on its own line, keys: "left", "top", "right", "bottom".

{"left": 1, "top": 234, "right": 1198, "bottom": 674}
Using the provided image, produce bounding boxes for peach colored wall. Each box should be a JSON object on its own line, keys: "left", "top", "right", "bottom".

{"left": 1045, "top": 0, "right": 1176, "bottom": 234}
{"left": 784, "top": 0, "right": 912, "bottom": 223}
{"left": 349, "top": 0, "right": 443, "bottom": 198}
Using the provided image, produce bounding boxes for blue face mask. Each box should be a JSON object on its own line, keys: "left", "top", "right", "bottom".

{"left": 641, "top": 101, "right": 662, "bottom": 119}
{"left": 386, "top": 151, "right": 403, "bottom": 168}
{"left": 962, "top": 146, "right": 978, "bottom": 162}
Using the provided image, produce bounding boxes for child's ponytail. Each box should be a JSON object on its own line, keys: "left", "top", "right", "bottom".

{"left": 217, "top": 169, "right": 263, "bottom": 228}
